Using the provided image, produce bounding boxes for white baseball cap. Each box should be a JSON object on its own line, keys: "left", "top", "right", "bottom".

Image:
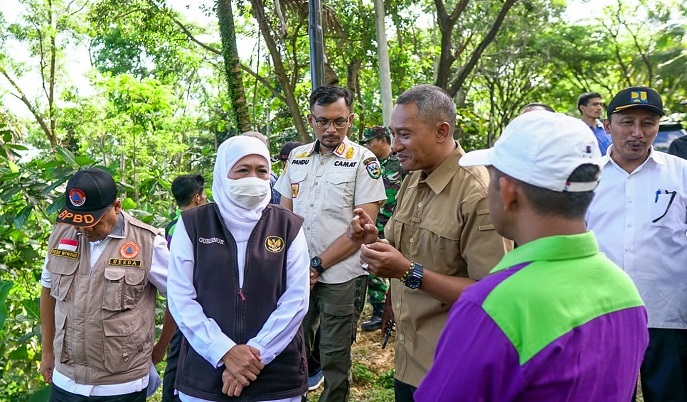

{"left": 459, "top": 111, "right": 602, "bottom": 192}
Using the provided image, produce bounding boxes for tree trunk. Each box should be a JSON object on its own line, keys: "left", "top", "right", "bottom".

{"left": 216, "top": 0, "right": 252, "bottom": 133}
{"left": 250, "top": 0, "right": 311, "bottom": 143}
{"left": 374, "top": 0, "right": 393, "bottom": 125}
{"left": 433, "top": 0, "right": 516, "bottom": 97}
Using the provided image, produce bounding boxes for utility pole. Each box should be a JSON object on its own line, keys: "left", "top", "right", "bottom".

{"left": 309, "top": 0, "right": 325, "bottom": 90}
{"left": 374, "top": 0, "right": 393, "bottom": 125}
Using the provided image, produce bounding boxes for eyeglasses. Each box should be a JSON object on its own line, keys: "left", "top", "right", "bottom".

{"left": 312, "top": 114, "right": 351, "bottom": 130}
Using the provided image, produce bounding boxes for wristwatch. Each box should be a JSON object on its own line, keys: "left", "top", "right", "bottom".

{"left": 310, "top": 256, "right": 325, "bottom": 274}
{"left": 404, "top": 262, "right": 424, "bottom": 289}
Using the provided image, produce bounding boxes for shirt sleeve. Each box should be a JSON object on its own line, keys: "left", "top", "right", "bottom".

{"left": 168, "top": 216, "right": 237, "bottom": 368}
{"left": 246, "top": 228, "right": 310, "bottom": 365}
{"left": 414, "top": 298, "right": 525, "bottom": 402}
{"left": 274, "top": 166, "right": 292, "bottom": 200}
{"left": 461, "top": 194, "right": 512, "bottom": 279}
{"left": 147, "top": 234, "right": 169, "bottom": 297}
{"left": 355, "top": 149, "right": 387, "bottom": 207}
{"left": 40, "top": 254, "right": 51, "bottom": 288}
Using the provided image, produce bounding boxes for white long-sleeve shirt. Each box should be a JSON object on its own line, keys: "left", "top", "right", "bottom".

{"left": 168, "top": 215, "right": 309, "bottom": 402}
{"left": 587, "top": 148, "right": 687, "bottom": 329}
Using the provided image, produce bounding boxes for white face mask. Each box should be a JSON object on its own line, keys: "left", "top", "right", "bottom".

{"left": 225, "top": 177, "right": 270, "bottom": 209}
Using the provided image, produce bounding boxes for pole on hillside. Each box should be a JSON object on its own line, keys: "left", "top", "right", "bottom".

{"left": 374, "top": 0, "right": 393, "bottom": 125}
{"left": 309, "top": 0, "right": 325, "bottom": 90}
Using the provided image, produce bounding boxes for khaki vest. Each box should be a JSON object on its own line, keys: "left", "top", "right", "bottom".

{"left": 46, "top": 212, "right": 159, "bottom": 385}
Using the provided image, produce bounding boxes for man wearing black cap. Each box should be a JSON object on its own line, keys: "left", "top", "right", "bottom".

{"left": 587, "top": 86, "right": 687, "bottom": 402}
{"left": 39, "top": 168, "right": 169, "bottom": 401}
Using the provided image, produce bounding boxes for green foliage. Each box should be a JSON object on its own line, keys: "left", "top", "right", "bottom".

{"left": 0, "top": 0, "right": 686, "bottom": 399}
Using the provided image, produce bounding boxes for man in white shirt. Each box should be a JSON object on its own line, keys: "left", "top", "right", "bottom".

{"left": 586, "top": 86, "right": 687, "bottom": 402}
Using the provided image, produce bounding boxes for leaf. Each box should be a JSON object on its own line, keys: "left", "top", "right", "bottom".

{"left": 40, "top": 176, "right": 69, "bottom": 196}
{"left": 75, "top": 155, "right": 96, "bottom": 166}
{"left": 0, "top": 281, "right": 14, "bottom": 331}
{"left": 47, "top": 194, "right": 66, "bottom": 216}
{"left": 121, "top": 197, "right": 137, "bottom": 210}
{"left": 22, "top": 297, "right": 40, "bottom": 320}
{"left": 0, "top": 186, "right": 21, "bottom": 202}
{"left": 8, "top": 345, "right": 28, "bottom": 360}
{"left": 13, "top": 205, "right": 34, "bottom": 230}
{"left": 56, "top": 146, "right": 77, "bottom": 167}
{"left": 27, "top": 385, "right": 51, "bottom": 402}
{"left": 5, "top": 143, "right": 29, "bottom": 151}
{"left": 8, "top": 160, "right": 19, "bottom": 174}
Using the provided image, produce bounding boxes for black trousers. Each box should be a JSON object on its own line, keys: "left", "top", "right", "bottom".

{"left": 162, "top": 328, "right": 183, "bottom": 402}
{"left": 394, "top": 379, "right": 417, "bottom": 402}
{"left": 50, "top": 384, "right": 145, "bottom": 402}
{"left": 639, "top": 328, "right": 687, "bottom": 402}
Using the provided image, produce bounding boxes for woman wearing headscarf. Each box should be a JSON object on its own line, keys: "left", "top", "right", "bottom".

{"left": 168, "top": 136, "right": 309, "bottom": 401}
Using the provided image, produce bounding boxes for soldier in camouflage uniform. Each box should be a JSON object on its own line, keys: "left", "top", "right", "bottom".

{"left": 359, "top": 126, "right": 405, "bottom": 331}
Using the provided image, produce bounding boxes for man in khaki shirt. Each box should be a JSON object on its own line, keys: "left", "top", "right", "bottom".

{"left": 350, "top": 84, "right": 512, "bottom": 401}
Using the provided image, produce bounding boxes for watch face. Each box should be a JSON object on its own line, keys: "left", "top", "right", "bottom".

{"left": 311, "top": 256, "right": 322, "bottom": 267}
{"left": 405, "top": 275, "right": 422, "bottom": 289}
{"left": 405, "top": 263, "right": 423, "bottom": 289}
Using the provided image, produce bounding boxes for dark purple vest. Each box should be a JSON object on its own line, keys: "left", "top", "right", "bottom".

{"left": 176, "top": 203, "right": 307, "bottom": 401}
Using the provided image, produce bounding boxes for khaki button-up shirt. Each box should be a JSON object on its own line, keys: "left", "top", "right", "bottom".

{"left": 386, "top": 143, "right": 512, "bottom": 387}
{"left": 275, "top": 137, "right": 386, "bottom": 284}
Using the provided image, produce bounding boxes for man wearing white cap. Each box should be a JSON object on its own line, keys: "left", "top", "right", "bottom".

{"left": 587, "top": 86, "right": 687, "bottom": 401}
{"left": 415, "top": 111, "right": 648, "bottom": 401}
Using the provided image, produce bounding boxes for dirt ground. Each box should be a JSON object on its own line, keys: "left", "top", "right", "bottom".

{"left": 308, "top": 311, "right": 396, "bottom": 401}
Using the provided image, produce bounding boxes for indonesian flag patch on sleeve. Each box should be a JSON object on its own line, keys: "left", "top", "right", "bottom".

{"left": 58, "top": 238, "right": 78, "bottom": 251}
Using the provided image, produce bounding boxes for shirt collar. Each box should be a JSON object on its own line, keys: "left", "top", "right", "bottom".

{"left": 422, "top": 142, "right": 464, "bottom": 194}
{"left": 603, "top": 145, "right": 666, "bottom": 172}
{"left": 490, "top": 232, "right": 599, "bottom": 274}
{"left": 108, "top": 213, "right": 126, "bottom": 239}
{"left": 310, "top": 136, "right": 352, "bottom": 158}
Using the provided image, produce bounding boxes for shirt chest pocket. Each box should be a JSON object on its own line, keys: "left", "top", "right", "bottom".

{"left": 290, "top": 170, "right": 309, "bottom": 212}
{"left": 650, "top": 190, "right": 685, "bottom": 230}
{"left": 46, "top": 257, "right": 79, "bottom": 302}
{"left": 323, "top": 173, "right": 355, "bottom": 215}
{"left": 103, "top": 267, "right": 147, "bottom": 311}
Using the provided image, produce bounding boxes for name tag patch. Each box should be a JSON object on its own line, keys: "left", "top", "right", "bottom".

{"left": 334, "top": 161, "right": 357, "bottom": 168}
{"left": 50, "top": 248, "right": 79, "bottom": 259}
{"left": 109, "top": 258, "right": 143, "bottom": 267}
{"left": 199, "top": 237, "right": 225, "bottom": 245}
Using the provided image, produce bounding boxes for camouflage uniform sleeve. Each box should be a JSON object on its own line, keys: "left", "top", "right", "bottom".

{"left": 376, "top": 154, "right": 406, "bottom": 237}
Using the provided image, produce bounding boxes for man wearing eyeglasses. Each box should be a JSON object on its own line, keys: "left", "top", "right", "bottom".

{"left": 586, "top": 86, "right": 687, "bottom": 402}
{"left": 274, "top": 86, "right": 386, "bottom": 401}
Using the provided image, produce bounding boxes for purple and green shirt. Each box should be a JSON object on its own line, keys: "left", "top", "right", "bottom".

{"left": 416, "top": 232, "right": 648, "bottom": 401}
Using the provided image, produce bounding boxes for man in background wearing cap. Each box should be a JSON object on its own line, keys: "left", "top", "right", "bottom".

{"left": 270, "top": 141, "right": 303, "bottom": 206}
{"left": 348, "top": 85, "right": 511, "bottom": 401}
{"left": 415, "top": 111, "right": 647, "bottom": 401}
{"left": 39, "top": 167, "right": 169, "bottom": 401}
{"left": 587, "top": 86, "right": 687, "bottom": 402}
{"left": 358, "top": 126, "right": 405, "bottom": 331}
{"left": 577, "top": 91, "right": 612, "bottom": 155}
